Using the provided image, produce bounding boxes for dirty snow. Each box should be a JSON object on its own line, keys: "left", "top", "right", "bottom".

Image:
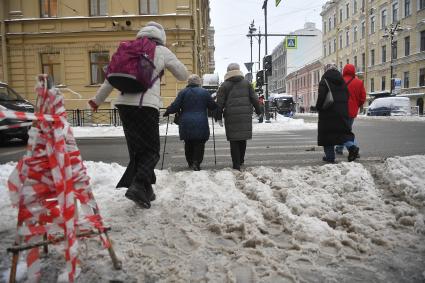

{"left": 1, "top": 155, "right": 425, "bottom": 282}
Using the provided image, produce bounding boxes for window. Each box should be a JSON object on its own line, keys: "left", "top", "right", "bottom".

{"left": 339, "top": 33, "right": 343, "bottom": 49}
{"left": 140, "top": 0, "right": 158, "bottom": 15}
{"left": 392, "top": 41, "right": 398, "bottom": 59}
{"left": 404, "top": 36, "right": 410, "bottom": 56}
{"left": 392, "top": 2, "right": 399, "bottom": 23}
{"left": 329, "top": 41, "right": 332, "bottom": 54}
{"left": 346, "top": 3, "right": 350, "bottom": 19}
{"left": 40, "top": 0, "right": 57, "bottom": 17}
{"left": 371, "top": 49, "right": 375, "bottom": 66}
{"left": 354, "top": 55, "right": 358, "bottom": 68}
{"left": 328, "top": 18, "right": 332, "bottom": 31}
{"left": 382, "top": 45, "right": 387, "bottom": 63}
{"left": 90, "top": 51, "right": 109, "bottom": 85}
{"left": 421, "top": 31, "right": 425, "bottom": 52}
{"left": 381, "top": 9, "right": 387, "bottom": 28}
{"left": 420, "top": 0, "right": 425, "bottom": 10}
{"left": 404, "top": 0, "right": 411, "bottom": 17}
{"left": 324, "top": 44, "right": 327, "bottom": 57}
{"left": 361, "top": 21, "right": 366, "bottom": 38}
{"left": 339, "top": 61, "right": 343, "bottom": 70}
{"left": 403, "top": 71, "right": 409, "bottom": 88}
{"left": 333, "top": 14, "right": 337, "bottom": 27}
{"left": 90, "top": 0, "right": 107, "bottom": 16}
{"left": 370, "top": 78, "right": 375, "bottom": 92}
{"left": 370, "top": 16, "right": 376, "bottom": 34}
{"left": 346, "top": 58, "right": 349, "bottom": 64}
{"left": 340, "top": 8, "right": 343, "bottom": 23}
{"left": 361, "top": 0, "right": 365, "bottom": 12}
{"left": 354, "top": 26, "right": 358, "bottom": 41}
{"left": 41, "top": 53, "right": 61, "bottom": 84}
{"left": 353, "top": 0, "right": 357, "bottom": 13}
{"left": 333, "top": 38, "right": 337, "bottom": 52}
{"left": 420, "top": 68, "right": 425, "bottom": 86}
{"left": 361, "top": 52, "right": 365, "bottom": 70}
{"left": 346, "top": 30, "right": 350, "bottom": 46}
{"left": 381, "top": 76, "right": 386, "bottom": 90}
{"left": 323, "top": 21, "right": 326, "bottom": 34}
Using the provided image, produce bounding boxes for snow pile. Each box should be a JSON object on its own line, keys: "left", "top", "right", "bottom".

{"left": 1, "top": 157, "right": 424, "bottom": 282}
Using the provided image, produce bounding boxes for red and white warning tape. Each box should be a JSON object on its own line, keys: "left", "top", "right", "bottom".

{"left": 6, "top": 76, "right": 109, "bottom": 282}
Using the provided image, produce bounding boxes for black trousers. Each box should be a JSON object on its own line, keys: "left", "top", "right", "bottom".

{"left": 230, "top": 140, "right": 247, "bottom": 169}
{"left": 184, "top": 140, "right": 206, "bottom": 166}
{"left": 115, "top": 105, "right": 160, "bottom": 188}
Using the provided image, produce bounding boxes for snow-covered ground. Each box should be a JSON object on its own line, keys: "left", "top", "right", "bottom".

{"left": 72, "top": 114, "right": 317, "bottom": 138}
{"left": 1, "top": 116, "right": 425, "bottom": 282}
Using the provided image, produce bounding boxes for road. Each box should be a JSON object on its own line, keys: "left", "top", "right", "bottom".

{"left": 1, "top": 117, "right": 425, "bottom": 170}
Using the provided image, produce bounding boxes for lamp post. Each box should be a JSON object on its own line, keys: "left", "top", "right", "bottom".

{"left": 262, "top": 0, "right": 271, "bottom": 123}
{"left": 248, "top": 20, "right": 256, "bottom": 70}
{"left": 383, "top": 22, "right": 401, "bottom": 94}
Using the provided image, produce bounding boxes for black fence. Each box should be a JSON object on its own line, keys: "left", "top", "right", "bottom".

{"left": 66, "top": 108, "right": 170, "bottom": 127}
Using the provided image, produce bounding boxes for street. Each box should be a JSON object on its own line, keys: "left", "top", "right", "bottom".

{"left": 1, "top": 117, "right": 425, "bottom": 169}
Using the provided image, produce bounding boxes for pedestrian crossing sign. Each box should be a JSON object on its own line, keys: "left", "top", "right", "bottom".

{"left": 285, "top": 36, "right": 297, "bottom": 49}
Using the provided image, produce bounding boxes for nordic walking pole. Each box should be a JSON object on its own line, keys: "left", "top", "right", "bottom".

{"left": 161, "top": 115, "right": 170, "bottom": 170}
{"left": 211, "top": 115, "right": 217, "bottom": 167}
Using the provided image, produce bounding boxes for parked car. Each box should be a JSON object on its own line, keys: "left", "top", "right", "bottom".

{"left": 367, "top": 96, "right": 410, "bottom": 116}
{"left": 0, "top": 82, "right": 35, "bottom": 144}
{"left": 271, "top": 94, "right": 295, "bottom": 117}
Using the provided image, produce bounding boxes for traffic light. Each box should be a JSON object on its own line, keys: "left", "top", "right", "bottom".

{"left": 263, "top": 55, "right": 272, "bottom": 76}
{"left": 256, "top": 70, "right": 264, "bottom": 87}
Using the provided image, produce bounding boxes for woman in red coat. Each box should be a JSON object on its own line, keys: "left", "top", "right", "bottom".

{"left": 335, "top": 64, "right": 366, "bottom": 155}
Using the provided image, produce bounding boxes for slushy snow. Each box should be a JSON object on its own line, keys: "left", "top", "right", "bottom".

{"left": 1, "top": 155, "right": 424, "bottom": 282}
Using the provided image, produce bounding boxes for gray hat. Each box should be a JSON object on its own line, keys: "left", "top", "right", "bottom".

{"left": 324, "top": 63, "right": 338, "bottom": 72}
{"left": 188, "top": 74, "right": 202, "bottom": 86}
{"left": 227, "top": 63, "right": 240, "bottom": 72}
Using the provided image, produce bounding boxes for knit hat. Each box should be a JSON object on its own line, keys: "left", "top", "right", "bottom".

{"left": 324, "top": 63, "right": 338, "bottom": 72}
{"left": 136, "top": 21, "right": 166, "bottom": 44}
{"left": 227, "top": 63, "right": 240, "bottom": 72}
{"left": 188, "top": 74, "right": 201, "bottom": 86}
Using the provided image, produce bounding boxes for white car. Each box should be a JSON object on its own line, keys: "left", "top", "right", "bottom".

{"left": 367, "top": 97, "right": 411, "bottom": 116}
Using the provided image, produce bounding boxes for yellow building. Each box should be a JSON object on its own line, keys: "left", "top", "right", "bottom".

{"left": 0, "top": 0, "right": 214, "bottom": 109}
{"left": 321, "top": 0, "right": 425, "bottom": 114}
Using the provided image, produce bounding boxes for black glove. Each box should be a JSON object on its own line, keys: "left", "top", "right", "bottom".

{"left": 163, "top": 110, "right": 170, "bottom": 117}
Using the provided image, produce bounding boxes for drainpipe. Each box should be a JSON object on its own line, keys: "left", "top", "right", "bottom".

{"left": 192, "top": 0, "right": 198, "bottom": 74}
{"left": 1, "top": 20, "right": 8, "bottom": 83}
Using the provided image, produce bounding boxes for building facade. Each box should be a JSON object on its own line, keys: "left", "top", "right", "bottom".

{"left": 285, "top": 60, "right": 322, "bottom": 112}
{"left": 321, "top": 0, "right": 425, "bottom": 114}
{"left": 269, "top": 22, "right": 322, "bottom": 94}
{"left": 0, "top": 0, "right": 213, "bottom": 109}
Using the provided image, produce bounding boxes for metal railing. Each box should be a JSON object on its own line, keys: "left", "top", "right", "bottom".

{"left": 66, "top": 108, "right": 171, "bottom": 127}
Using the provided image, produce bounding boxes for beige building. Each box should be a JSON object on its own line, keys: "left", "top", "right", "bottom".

{"left": 321, "top": 0, "right": 425, "bottom": 114}
{"left": 0, "top": 0, "right": 214, "bottom": 109}
{"left": 286, "top": 60, "right": 322, "bottom": 112}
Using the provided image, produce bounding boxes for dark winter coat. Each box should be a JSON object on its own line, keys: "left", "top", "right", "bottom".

{"left": 216, "top": 70, "right": 261, "bottom": 141}
{"left": 316, "top": 69, "right": 354, "bottom": 146}
{"left": 342, "top": 64, "right": 366, "bottom": 118}
{"left": 166, "top": 84, "right": 217, "bottom": 141}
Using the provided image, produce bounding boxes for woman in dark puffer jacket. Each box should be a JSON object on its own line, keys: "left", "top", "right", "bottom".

{"left": 164, "top": 74, "right": 217, "bottom": 170}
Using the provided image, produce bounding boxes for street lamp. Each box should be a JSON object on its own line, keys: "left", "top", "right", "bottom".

{"left": 383, "top": 22, "right": 403, "bottom": 94}
{"left": 248, "top": 20, "right": 256, "bottom": 72}
{"left": 247, "top": 22, "right": 262, "bottom": 73}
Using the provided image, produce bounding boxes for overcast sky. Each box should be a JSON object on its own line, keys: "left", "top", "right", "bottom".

{"left": 210, "top": 0, "right": 329, "bottom": 79}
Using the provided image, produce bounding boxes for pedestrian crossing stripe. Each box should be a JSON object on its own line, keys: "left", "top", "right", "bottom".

{"left": 285, "top": 36, "right": 297, "bottom": 49}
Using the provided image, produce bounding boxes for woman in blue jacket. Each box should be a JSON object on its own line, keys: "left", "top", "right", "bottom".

{"left": 164, "top": 74, "right": 217, "bottom": 170}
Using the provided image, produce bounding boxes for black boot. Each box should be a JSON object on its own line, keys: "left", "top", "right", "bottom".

{"left": 145, "top": 183, "right": 156, "bottom": 201}
{"left": 348, "top": 145, "right": 360, "bottom": 162}
{"left": 125, "top": 181, "right": 151, "bottom": 208}
{"left": 192, "top": 161, "right": 201, "bottom": 171}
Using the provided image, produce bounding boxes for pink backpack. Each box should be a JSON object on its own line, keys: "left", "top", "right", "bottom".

{"left": 106, "top": 37, "right": 163, "bottom": 106}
